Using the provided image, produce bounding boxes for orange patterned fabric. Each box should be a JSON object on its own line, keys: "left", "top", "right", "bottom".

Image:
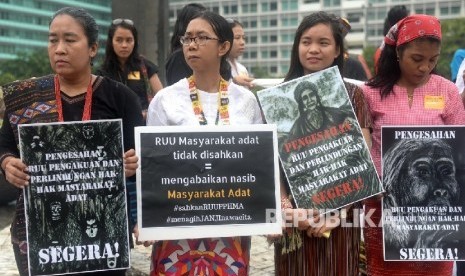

{"left": 151, "top": 237, "right": 250, "bottom": 276}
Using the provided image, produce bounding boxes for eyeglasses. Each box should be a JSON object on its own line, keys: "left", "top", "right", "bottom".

{"left": 179, "top": 35, "right": 219, "bottom": 46}
{"left": 112, "top": 18, "right": 134, "bottom": 25}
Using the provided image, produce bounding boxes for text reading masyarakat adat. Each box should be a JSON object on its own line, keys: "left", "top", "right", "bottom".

{"left": 155, "top": 135, "right": 260, "bottom": 147}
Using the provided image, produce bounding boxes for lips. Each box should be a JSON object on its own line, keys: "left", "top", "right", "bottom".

{"left": 307, "top": 57, "right": 320, "bottom": 63}
{"left": 187, "top": 55, "right": 200, "bottom": 61}
{"left": 55, "top": 60, "right": 68, "bottom": 66}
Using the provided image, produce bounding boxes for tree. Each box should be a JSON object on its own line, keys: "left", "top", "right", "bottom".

{"left": 0, "top": 49, "right": 52, "bottom": 86}
{"left": 436, "top": 18, "right": 465, "bottom": 79}
{"left": 362, "top": 45, "right": 377, "bottom": 76}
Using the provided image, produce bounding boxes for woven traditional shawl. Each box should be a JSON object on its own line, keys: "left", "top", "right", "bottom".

{"left": 2, "top": 75, "right": 58, "bottom": 142}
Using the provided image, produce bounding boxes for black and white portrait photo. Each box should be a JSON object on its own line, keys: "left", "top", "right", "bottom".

{"left": 382, "top": 126, "right": 465, "bottom": 261}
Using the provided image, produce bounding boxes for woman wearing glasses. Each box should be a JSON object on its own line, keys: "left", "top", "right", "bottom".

{"left": 99, "top": 18, "right": 163, "bottom": 120}
{"left": 145, "top": 11, "right": 262, "bottom": 275}
{"left": 165, "top": 3, "right": 206, "bottom": 86}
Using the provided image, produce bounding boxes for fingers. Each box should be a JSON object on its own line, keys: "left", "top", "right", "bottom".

{"left": 3, "top": 157, "right": 29, "bottom": 188}
{"left": 124, "top": 149, "right": 138, "bottom": 177}
{"left": 133, "top": 224, "right": 155, "bottom": 247}
{"left": 305, "top": 213, "right": 340, "bottom": 238}
{"left": 234, "top": 76, "right": 255, "bottom": 88}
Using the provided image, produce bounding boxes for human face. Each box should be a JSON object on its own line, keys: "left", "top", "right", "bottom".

{"left": 230, "top": 25, "right": 246, "bottom": 59}
{"left": 397, "top": 39, "right": 440, "bottom": 88}
{"left": 112, "top": 26, "right": 135, "bottom": 62}
{"left": 301, "top": 89, "right": 318, "bottom": 112}
{"left": 298, "top": 23, "right": 340, "bottom": 75}
{"left": 183, "top": 18, "right": 230, "bottom": 73}
{"left": 48, "top": 14, "right": 97, "bottom": 78}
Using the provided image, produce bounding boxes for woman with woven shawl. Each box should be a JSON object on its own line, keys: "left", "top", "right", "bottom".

{"left": 0, "top": 7, "right": 143, "bottom": 276}
{"left": 271, "top": 11, "right": 372, "bottom": 276}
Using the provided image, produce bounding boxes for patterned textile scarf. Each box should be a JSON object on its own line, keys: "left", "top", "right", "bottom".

{"left": 384, "top": 14, "right": 441, "bottom": 47}
{"left": 1, "top": 75, "right": 58, "bottom": 141}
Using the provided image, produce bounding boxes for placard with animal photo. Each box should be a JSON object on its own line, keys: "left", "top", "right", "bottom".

{"left": 256, "top": 66, "right": 382, "bottom": 212}
{"left": 18, "top": 119, "right": 130, "bottom": 275}
{"left": 382, "top": 125, "right": 465, "bottom": 261}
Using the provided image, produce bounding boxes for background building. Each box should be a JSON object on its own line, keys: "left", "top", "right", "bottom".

{"left": 111, "top": 0, "right": 169, "bottom": 83}
{"left": 169, "top": 0, "right": 465, "bottom": 77}
{"left": 0, "top": 0, "right": 112, "bottom": 60}
{"left": 0, "top": 1, "right": 464, "bottom": 79}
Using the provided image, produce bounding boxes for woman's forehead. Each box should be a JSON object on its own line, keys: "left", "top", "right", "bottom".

{"left": 185, "top": 18, "right": 214, "bottom": 34}
{"left": 49, "top": 14, "right": 85, "bottom": 34}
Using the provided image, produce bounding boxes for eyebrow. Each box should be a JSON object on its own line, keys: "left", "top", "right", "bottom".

{"left": 48, "top": 32, "right": 79, "bottom": 38}
{"left": 184, "top": 31, "right": 210, "bottom": 36}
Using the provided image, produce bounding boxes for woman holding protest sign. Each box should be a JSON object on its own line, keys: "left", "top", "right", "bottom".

{"left": 146, "top": 11, "right": 262, "bottom": 275}
{"left": 0, "top": 7, "right": 143, "bottom": 276}
{"left": 271, "top": 11, "right": 372, "bottom": 276}
{"left": 362, "top": 14, "right": 465, "bottom": 275}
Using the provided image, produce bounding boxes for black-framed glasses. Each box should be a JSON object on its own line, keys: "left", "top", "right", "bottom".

{"left": 179, "top": 35, "right": 219, "bottom": 46}
{"left": 112, "top": 18, "right": 134, "bottom": 25}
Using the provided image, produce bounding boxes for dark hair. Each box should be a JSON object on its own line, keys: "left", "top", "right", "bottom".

{"left": 51, "top": 7, "right": 99, "bottom": 47}
{"left": 294, "top": 81, "right": 321, "bottom": 113}
{"left": 228, "top": 18, "right": 243, "bottom": 29}
{"left": 101, "top": 21, "right": 141, "bottom": 75}
{"left": 367, "top": 36, "right": 441, "bottom": 98}
{"left": 383, "top": 5, "right": 409, "bottom": 36}
{"left": 170, "top": 3, "right": 207, "bottom": 53}
{"left": 190, "top": 11, "right": 233, "bottom": 80}
{"left": 284, "top": 11, "right": 344, "bottom": 82}
{"left": 383, "top": 139, "right": 456, "bottom": 206}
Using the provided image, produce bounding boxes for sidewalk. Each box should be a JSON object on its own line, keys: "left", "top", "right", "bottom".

{"left": 0, "top": 202, "right": 274, "bottom": 275}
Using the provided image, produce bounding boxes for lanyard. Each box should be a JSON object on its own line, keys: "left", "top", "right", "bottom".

{"left": 188, "top": 76, "right": 230, "bottom": 125}
{"left": 54, "top": 75, "right": 93, "bottom": 122}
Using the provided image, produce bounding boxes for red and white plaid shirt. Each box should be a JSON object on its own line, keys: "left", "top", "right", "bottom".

{"left": 363, "top": 74, "right": 465, "bottom": 175}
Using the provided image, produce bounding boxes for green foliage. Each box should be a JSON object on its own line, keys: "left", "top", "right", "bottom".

{"left": 0, "top": 49, "right": 52, "bottom": 86}
{"left": 0, "top": 72, "right": 16, "bottom": 86}
{"left": 436, "top": 18, "right": 465, "bottom": 79}
{"left": 362, "top": 45, "right": 377, "bottom": 76}
{"left": 250, "top": 66, "right": 270, "bottom": 78}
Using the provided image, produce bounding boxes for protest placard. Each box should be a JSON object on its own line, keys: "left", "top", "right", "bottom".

{"left": 135, "top": 124, "right": 281, "bottom": 241}
{"left": 256, "top": 66, "right": 382, "bottom": 211}
{"left": 382, "top": 126, "right": 465, "bottom": 261}
{"left": 19, "top": 119, "right": 130, "bottom": 275}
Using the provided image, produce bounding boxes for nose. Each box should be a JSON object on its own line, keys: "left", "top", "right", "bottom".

{"left": 187, "top": 39, "right": 198, "bottom": 49}
{"left": 419, "top": 62, "right": 432, "bottom": 73}
{"left": 433, "top": 188, "right": 448, "bottom": 198}
{"left": 55, "top": 40, "right": 66, "bottom": 54}
{"left": 307, "top": 43, "right": 319, "bottom": 53}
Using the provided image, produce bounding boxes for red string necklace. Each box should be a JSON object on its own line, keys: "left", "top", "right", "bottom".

{"left": 54, "top": 74, "right": 93, "bottom": 122}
